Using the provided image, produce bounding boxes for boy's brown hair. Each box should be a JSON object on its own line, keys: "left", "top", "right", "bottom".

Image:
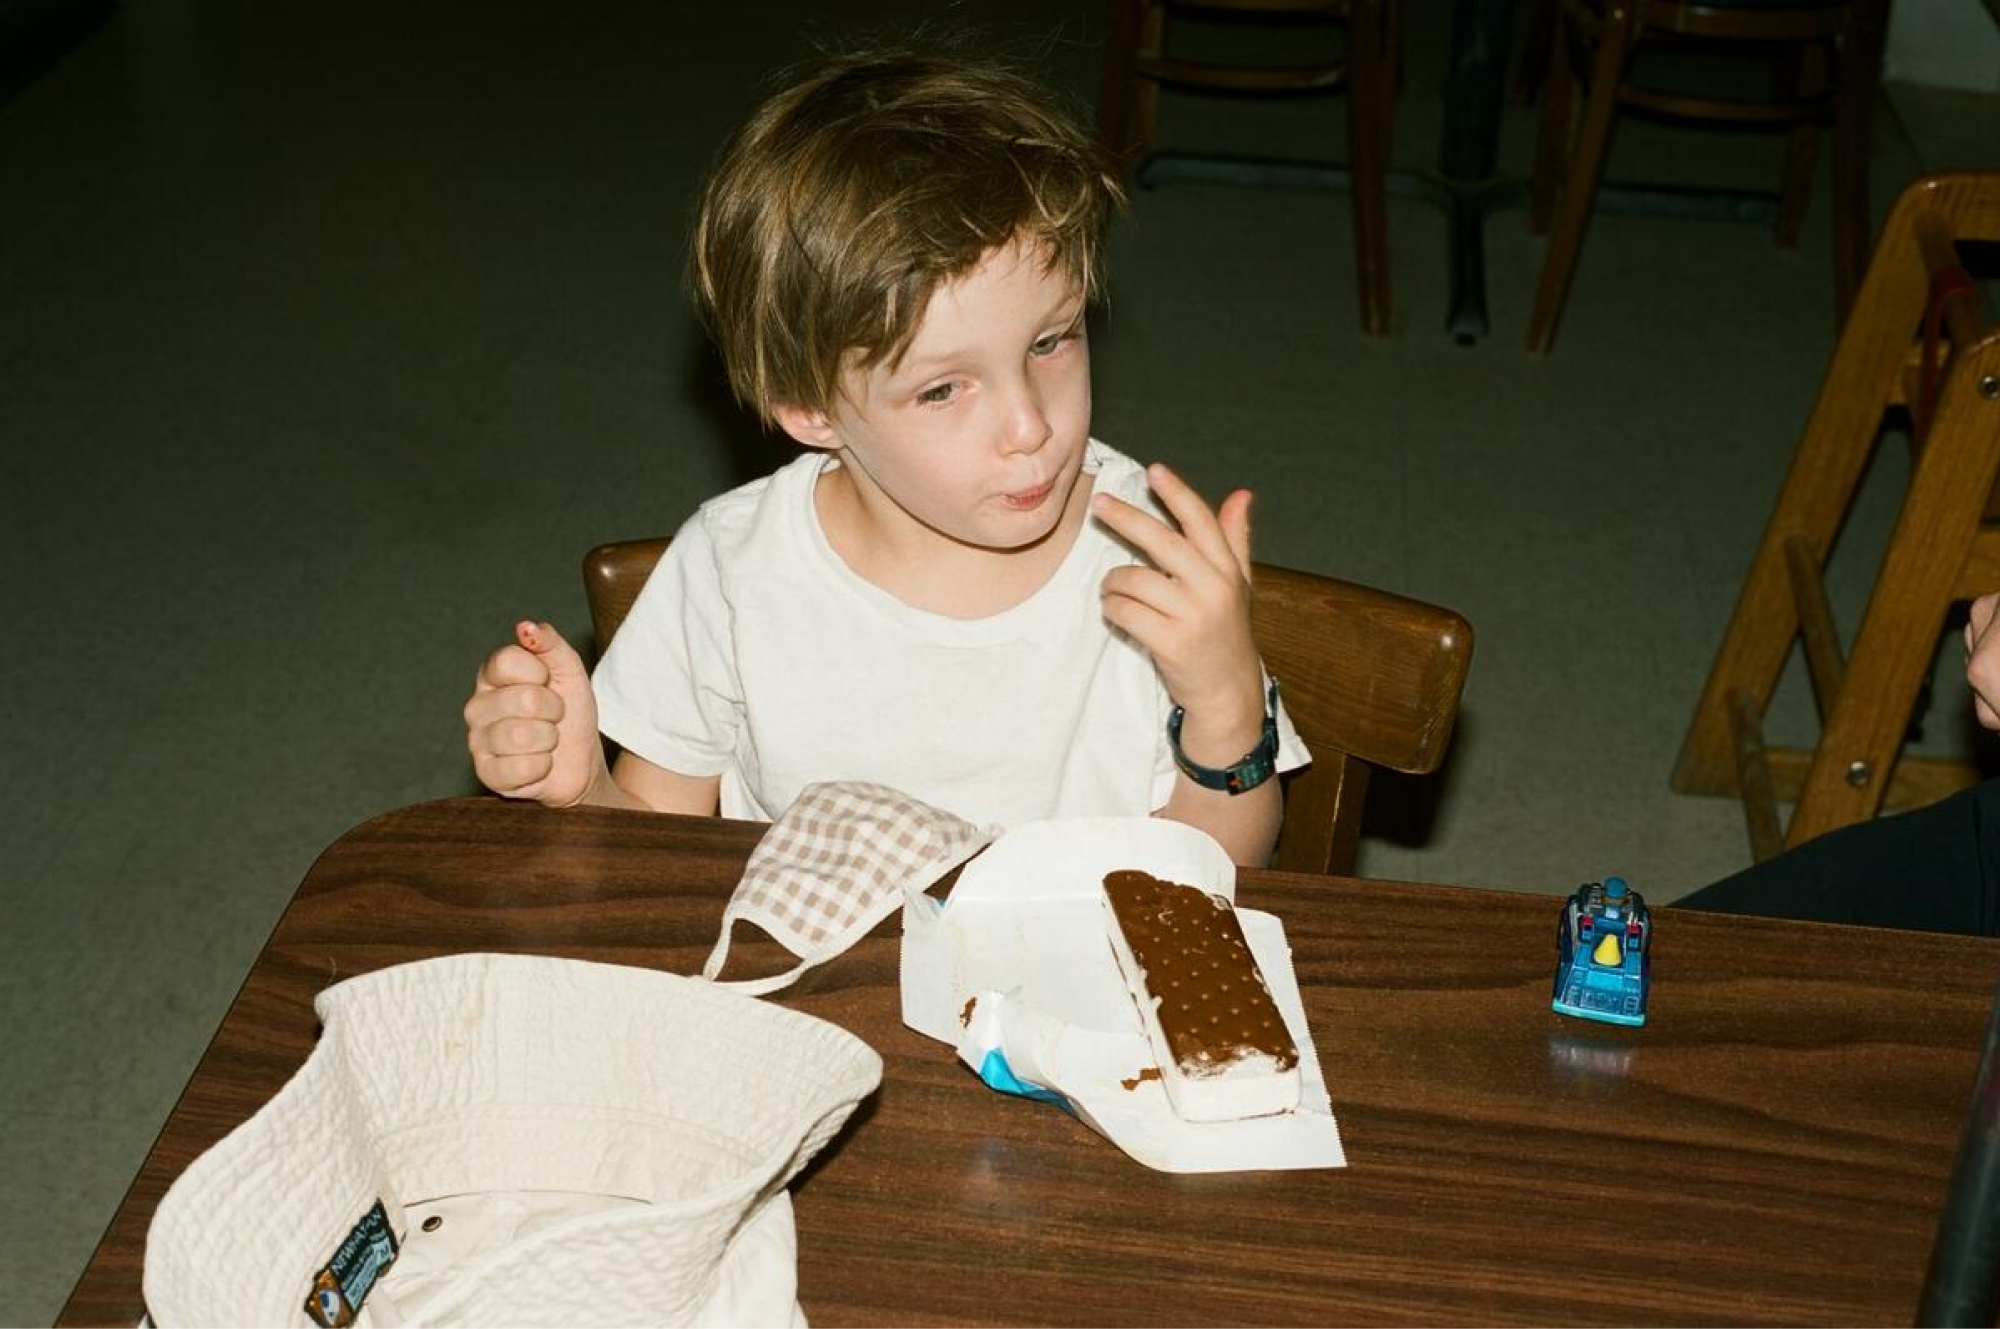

{"left": 690, "top": 48, "right": 1125, "bottom": 423}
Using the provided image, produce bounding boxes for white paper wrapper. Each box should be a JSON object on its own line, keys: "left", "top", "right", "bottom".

{"left": 900, "top": 817, "right": 1345, "bottom": 1173}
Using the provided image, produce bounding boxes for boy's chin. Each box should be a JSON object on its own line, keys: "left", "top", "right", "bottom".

{"left": 942, "top": 513, "right": 1064, "bottom": 556}
{"left": 987, "top": 502, "right": 1078, "bottom": 550}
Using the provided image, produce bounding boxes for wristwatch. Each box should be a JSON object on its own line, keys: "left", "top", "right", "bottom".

{"left": 1167, "top": 680, "right": 1281, "bottom": 796}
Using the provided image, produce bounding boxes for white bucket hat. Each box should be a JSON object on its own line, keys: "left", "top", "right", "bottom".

{"left": 142, "top": 952, "right": 882, "bottom": 1328}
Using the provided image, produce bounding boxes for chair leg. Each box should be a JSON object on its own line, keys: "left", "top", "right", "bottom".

{"left": 1385, "top": 0, "right": 1404, "bottom": 102}
{"left": 1098, "top": 0, "right": 1144, "bottom": 178}
{"left": 1528, "top": 8, "right": 1575, "bottom": 236}
{"left": 1524, "top": 2, "right": 1635, "bottom": 353}
{"left": 1346, "top": 0, "right": 1394, "bottom": 336}
{"left": 1829, "top": 0, "right": 1888, "bottom": 329}
{"left": 1774, "top": 42, "right": 1828, "bottom": 251}
{"left": 1511, "top": 0, "right": 1559, "bottom": 108}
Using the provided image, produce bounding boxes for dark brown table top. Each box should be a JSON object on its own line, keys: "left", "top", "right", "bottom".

{"left": 60, "top": 796, "right": 2000, "bottom": 1326}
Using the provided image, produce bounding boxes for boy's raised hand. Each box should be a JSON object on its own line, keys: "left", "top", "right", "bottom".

{"left": 1093, "top": 463, "right": 1266, "bottom": 748}
{"left": 465, "top": 621, "right": 606, "bottom": 807}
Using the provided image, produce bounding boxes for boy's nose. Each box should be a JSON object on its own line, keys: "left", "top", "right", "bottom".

{"left": 1001, "top": 382, "right": 1053, "bottom": 455}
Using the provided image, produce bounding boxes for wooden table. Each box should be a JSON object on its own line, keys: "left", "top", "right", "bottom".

{"left": 60, "top": 797, "right": 2000, "bottom": 1326}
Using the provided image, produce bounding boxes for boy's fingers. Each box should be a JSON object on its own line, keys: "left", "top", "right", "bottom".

{"left": 1098, "top": 585, "right": 1174, "bottom": 648}
{"left": 1217, "top": 488, "right": 1254, "bottom": 581}
{"left": 1096, "top": 490, "right": 1168, "bottom": 556}
{"left": 470, "top": 715, "right": 560, "bottom": 760}
{"left": 487, "top": 684, "right": 564, "bottom": 723}
{"left": 463, "top": 684, "right": 560, "bottom": 736}
{"left": 479, "top": 750, "right": 555, "bottom": 793}
{"left": 1092, "top": 491, "right": 1223, "bottom": 590}
{"left": 1100, "top": 563, "right": 1187, "bottom": 619}
{"left": 1145, "top": 463, "right": 1240, "bottom": 576}
{"left": 477, "top": 642, "right": 550, "bottom": 692}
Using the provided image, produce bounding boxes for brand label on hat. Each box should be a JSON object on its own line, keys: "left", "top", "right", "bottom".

{"left": 304, "top": 1199, "right": 399, "bottom": 1328}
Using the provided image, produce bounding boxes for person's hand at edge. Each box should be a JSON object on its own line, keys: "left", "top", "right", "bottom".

{"left": 1967, "top": 592, "right": 2000, "bottom": 732}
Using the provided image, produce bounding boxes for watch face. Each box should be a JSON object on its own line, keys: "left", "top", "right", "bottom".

{"left": 1225, "top": 754, "right": 1275, "bottom": 795}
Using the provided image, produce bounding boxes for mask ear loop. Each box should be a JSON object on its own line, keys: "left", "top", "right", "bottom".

{"left": 701, "top": 885, "right": 915, "bottom": 997}
{"left": 701, "top": 833, "right": 997, "bottom": 996}
{"left": 701, "top": 912, "right": 812, "bottom": 995}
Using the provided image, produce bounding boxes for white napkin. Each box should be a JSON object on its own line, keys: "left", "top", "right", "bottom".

{"left": 900, "top": 817, "right": 1345, "bottom": 1173}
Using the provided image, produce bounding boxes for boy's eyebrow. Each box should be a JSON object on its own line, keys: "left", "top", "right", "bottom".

{"left": 893, "top": 298, "right": 1088, "bottom": 378}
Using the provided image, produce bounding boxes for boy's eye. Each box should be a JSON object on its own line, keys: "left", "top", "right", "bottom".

{"left": 916, "top": 381, "right": 957, "bottom": 405}
{"left": 1030, "top": 332, "right": 1071, "bottom": 357}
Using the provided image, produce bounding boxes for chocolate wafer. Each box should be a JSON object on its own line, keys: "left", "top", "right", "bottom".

{"left": 1101, "top": 869, "right": 1301, "bottom": 1122}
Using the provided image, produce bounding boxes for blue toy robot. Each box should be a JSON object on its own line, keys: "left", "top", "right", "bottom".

{"left": 1553, "top": 876, "right": 1651, "bottom": 1027}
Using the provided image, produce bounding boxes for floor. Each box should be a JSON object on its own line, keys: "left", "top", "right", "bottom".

{"left": 3, "top": 1, "right": 1997, "bottom": 1321}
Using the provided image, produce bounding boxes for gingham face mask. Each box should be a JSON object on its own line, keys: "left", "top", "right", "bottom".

{"left": 702, "top": 782, "right": 996, "bottom": 995}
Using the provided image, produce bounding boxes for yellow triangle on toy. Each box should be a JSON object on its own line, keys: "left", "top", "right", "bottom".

{"left": 1592, "top": 933, "right": 1623, "bottom": 967}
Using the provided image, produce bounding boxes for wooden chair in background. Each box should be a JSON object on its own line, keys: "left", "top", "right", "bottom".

{"left": 1097, "top": 0, "right": 1399, "bottom": 335}
{"left": 1523, "top": 0, "right": 1889, "bottom": 352}
{"left": 585, "top": 538, "right": 1473, "bottom": 877}
{"left": 1674, "top": 173, "right": 2000, "bottom": 861}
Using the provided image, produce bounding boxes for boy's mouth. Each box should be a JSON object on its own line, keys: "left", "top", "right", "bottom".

{"left": 1000, "top": 479, "right": 1057, "bottom": 511}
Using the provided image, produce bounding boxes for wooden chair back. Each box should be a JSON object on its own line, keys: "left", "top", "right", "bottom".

{"left": 584, "top": 538, "right": 1472, "bottom": 876}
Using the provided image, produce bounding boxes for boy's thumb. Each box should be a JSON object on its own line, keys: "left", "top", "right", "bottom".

{"left": 514, "top": 620, "right": 586, "bottom": 681}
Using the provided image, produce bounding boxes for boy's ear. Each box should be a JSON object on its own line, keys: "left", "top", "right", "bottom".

{"left": 770, "top": 402, "right": 840, "bottom": 450}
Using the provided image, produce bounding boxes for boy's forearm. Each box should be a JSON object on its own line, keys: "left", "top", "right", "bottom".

{"left": 599, "top": 749, "right": 725, "bottom": 816}
{"left": 570, "top": 762, "right": 656, "bottom": 812}
{"left": 1159, "top": 779, "right": 1283, "bottom": 867}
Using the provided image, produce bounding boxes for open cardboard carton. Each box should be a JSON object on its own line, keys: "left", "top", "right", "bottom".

{"left": 900, "top": 817, "right": 1345, "bottom": 1173}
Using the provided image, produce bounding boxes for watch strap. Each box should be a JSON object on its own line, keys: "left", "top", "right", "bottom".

{"left": 1167, "top": 680, "right": 1281, "bottom": 796}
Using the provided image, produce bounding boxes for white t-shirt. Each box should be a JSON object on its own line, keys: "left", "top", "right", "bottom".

{"left": 592, "top": 440, "right": 1308, "bottom": 828}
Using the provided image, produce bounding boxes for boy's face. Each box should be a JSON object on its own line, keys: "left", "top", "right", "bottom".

{"left": 773, "top": 236, "right": 1092, "bottom": 556}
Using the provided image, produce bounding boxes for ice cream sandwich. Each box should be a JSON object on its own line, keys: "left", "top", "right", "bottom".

{"left": 1101, "top": 869, "right": 1301, "bottom": 1122}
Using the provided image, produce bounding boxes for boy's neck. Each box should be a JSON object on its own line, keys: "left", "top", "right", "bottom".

{"left": 813, "top": 459, "right": 1095, "bottom": 620}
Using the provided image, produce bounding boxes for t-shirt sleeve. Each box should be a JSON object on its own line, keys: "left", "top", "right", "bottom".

{"left": 1272, "top": 685, "right": 1313, "bottom": 774}
{"left": 590, "top": 515, "right": 741, "bottom": 777}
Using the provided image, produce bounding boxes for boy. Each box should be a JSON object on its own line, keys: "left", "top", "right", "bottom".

{"left": 463, "top": 48, "right": 1308, "bottom": 865}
